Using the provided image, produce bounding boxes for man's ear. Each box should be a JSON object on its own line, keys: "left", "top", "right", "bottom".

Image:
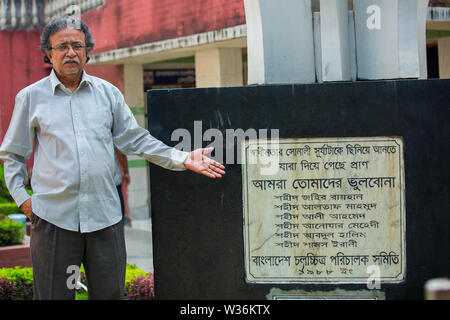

{"left": 46, "top": 51, "right": 53, "bottom": 64}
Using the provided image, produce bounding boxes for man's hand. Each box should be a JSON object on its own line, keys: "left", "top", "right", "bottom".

{"left": 184, "top": 147, "right": 225, "bottom": 178}
{"left": 20, "top": 198, "right": 33, "bottom": 220}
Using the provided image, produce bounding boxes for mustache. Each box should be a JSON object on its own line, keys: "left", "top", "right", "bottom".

{"left": 63, "top": 58, "right": 80, "bottom": 64}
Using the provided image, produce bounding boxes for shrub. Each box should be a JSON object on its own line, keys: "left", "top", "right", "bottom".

{"left": 75, "top": 291, "right": 88, "bottom": 300}
{"left": 124, "top": 264, "right": 154, "bottom": 299}
{"left": 0, "top": 267, "right": 33, "bottom": 300}
{"left": 0, "top": 278, "right": 17, "bottom": 300}
{"left": 0, "top": 203, "right": 22, "bottom": 216}
{"left": 0, "top": 266, "right": 33, "bottom": 284}
{"left": 125, "top": 274, "right": 155, "bottom": 300}
{"left": 125, "top": 264, "right": 148, "bottom": 290}
{"left": 0, "top": 163, "right": 31, "bottom": 217}
{"left": 0, "top": 264, "right": 154, "bottom": 300}
{"left": 0, "top": 165, "right": 14, "bottom": 203}
{"left": 0, "top": 216, "right": 24, "bottom": 246}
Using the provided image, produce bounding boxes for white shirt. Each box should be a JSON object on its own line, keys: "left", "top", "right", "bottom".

{"left": 0, "top": 70, "right": 189, "bottom": 233}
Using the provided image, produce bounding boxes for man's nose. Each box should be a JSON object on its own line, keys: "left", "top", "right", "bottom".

{"left": 66, "top": 46, "right": 77, "bottom": 56}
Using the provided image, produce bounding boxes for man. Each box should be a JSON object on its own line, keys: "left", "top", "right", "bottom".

{"left": 115, "top": 148, "right": 130, "bottom": 226}
{"left": 0, "top": 16, "right": 225, "bottom": 300}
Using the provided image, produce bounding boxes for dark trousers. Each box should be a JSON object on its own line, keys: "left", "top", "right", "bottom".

{"left": 30, "top": 214, "right": 126, "bottom": 300}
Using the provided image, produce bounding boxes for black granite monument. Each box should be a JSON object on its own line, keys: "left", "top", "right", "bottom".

{"left": 147, "top": 79, "right": 449, "bottom": 300}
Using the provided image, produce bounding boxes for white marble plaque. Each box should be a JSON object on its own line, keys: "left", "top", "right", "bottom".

{"left": 242, "top": 137, "right": 406, "bottom": 283}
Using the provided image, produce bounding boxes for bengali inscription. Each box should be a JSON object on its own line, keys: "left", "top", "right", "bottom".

{"left": 242, "top": 137, "right": 405, "bottom": 283}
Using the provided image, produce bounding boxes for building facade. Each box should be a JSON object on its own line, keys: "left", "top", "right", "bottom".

{"left": 0, "top": 0, "right": 449, "bottom": 226}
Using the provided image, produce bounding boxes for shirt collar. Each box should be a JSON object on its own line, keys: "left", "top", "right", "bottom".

{"left": 50, "top": 69, "right": 92, "bottom": 94}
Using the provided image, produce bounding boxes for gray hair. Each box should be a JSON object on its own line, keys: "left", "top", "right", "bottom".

{"left": 40, "top": 16, "right": 95, "bottom": 64}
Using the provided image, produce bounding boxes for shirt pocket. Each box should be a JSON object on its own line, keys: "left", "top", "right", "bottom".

{"left": 34, "top": 100, "right": 73, "bottom": 139}
{"left": 88, "top": 106, "right": 109, "bottom": 128}
{"left": 86, "top": 91, "right": 113, "bottom": 131}
{"left": 86, "top": 104, "right": 112, "bottom": 139}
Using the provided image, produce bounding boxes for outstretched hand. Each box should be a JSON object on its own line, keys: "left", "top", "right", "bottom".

{"left": 184, "top": 147, "right": 225, "bottom": 178}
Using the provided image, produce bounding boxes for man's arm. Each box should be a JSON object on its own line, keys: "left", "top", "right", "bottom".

{"left": 0, "top": 90, "right": 34, "bottom": 218}
{"left": 111, "top": 89, "right": 188, "bottom": 170}
{"left": 115, "top": 148, "right": 130, "bottom": 185}
{"left": 110, "top": 89, "right": 225, "bottom": 178}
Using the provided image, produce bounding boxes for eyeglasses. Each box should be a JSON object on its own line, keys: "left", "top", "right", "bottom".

{"left": 50, "top": 42, "right": 86, "bottom": 53}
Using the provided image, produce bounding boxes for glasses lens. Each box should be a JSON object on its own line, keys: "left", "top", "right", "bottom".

{"left": 54, "top": 43, "right": 85, "bottom": 52}
{"left": 56, "top": 44, "right": 69, "bottom": 52}
{"left": 72, "top": 44, "right": 84, "bottom": 51}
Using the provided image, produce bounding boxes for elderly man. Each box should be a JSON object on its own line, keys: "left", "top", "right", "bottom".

{"left": 0, "top": 16, "right": 225, "bottom": 300}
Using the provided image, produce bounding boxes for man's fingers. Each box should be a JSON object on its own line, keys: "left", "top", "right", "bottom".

{"left": 211, "top": 166, "right": 225, "bottom": 175}
{"left": 208, "top": 161, "right": 225, "bottom": 175}
{"left": 205, "top": 168, "right": 221, "bottom": 178}
{"left": 206, "top": 170, "right": 217, "bottom": 178}
{"left": 19, "top": 199, "right": 33, "bottom": 219}
{"left": 210, "top": 160, "right": 225, "bottom": 170}
{"left": 192, "top": 148, "right": 212, "bottom": 162}
{"left": 202, "top": 147, "right": 214, "bottom": 155}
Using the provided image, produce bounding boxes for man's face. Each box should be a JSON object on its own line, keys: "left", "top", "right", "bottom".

{"left": 46, "top": 28, "right": 87, "bottom": 77}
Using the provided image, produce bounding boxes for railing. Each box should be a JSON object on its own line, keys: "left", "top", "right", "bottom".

{"left": 0, "top": 0, "right": 105, "bottom": 30}
{"left": 0, "top": 0, "right": 45, "bottom": 30}
{"left": 44, "top": 0, "right": 105, "bottom": 22}
{"left": 427, "top": 6, "right": 450, "bottom": 21}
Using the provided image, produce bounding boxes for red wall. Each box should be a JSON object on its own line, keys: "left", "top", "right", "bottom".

{"left": 0, "top": 30, "right": 49, "bottom": 143}
{"left": 82, "top": 0, "right": 246, "bottom": 54}
{"left": 85, "top": 64, "right": 124, "bottom": 93}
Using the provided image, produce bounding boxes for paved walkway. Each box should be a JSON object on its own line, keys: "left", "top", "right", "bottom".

{"left": 124, "top": 225, "right": 154, "bottom": 273}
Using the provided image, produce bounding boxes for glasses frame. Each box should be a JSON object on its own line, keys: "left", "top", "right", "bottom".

{"left": 50, "top": 42, "right": 87, "bottom": 54}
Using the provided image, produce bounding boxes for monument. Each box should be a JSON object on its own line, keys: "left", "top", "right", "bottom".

{"left": 149, "top": 0, "right": 450, "bottom": 300}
